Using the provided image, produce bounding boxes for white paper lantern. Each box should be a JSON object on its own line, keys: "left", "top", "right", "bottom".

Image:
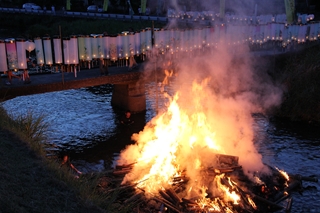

{"left": 16, "top": 38, "right": 27, "bottom": 69}
{"left": 145, "top": 28, "right": 152, "bottom": 50}
{"left": 174, "top": 29, "right": 181, "bottom": 51}
{"left": 121, "top": 31, "right": 130, "bottom": 58}
{"left": 298, "top": 25, "right": 307, "bottom": 43}
{"left": 0, "top": 39, "right": 8, "bottom": 72}
{"left": 97, "top": 34, "right": 104, "bottom": 58}
{"left": 43, "top": 37, "right": 53, "bottom": 65}
{"left": 77, "top": 35, "right": 86, "bottom": 60}
{"left": 84, "top": 35, "right": 92, "bottom": 61}
{"left": 117, "top": 34, "right": 123, "bottom": 58}
{"left": 134, "top": 31, "right": 140, "bottom": 55}
{"left": 103, "top": 34, "right": 110, "bottom": 59}
{"left": 128, "top": 32, "right": 135, "bottom": 56}
{"left": 140, "top": 29, "right": 146, "bottom": 54}
{"left": 25, "top": 40, "right": 35, "bottom": 52}
{"left": 91, "top": 34, "right": 98, "bottom": 59}
{"left": 109, "top": 35, "right": 117, "bottom": 61}
{"left": 53, "top": 35, "right": 63, "bottom": 64}
{"left": 309, "top": 23, "right": 316, "bottom": 41}
{"left": 179, "top": 30, "right": 185, "bottom": 51}
{"left": 34, "top": 37, "right": 45, "bottom": 64}
{"left": 5, "top": 38, "right": 18, "bottom": 70}
{"left": 63, "top": 37, "right": 70, "bottom": 65}
{"left": 69, "top": 35, "right": 79, "bottom": 64}
{"left": 153, "top": 28, "right": 160, "bottom": 49}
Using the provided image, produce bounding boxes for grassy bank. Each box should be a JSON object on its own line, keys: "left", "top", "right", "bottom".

{"left": 272, "top": 44, "right": 320, "bottom": 123}
{"left": 0, "top": 105, "right": 135, "bottom": 213}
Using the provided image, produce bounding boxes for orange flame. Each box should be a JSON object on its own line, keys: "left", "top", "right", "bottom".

{"left": 118, "top": 75, "right": 265, "bottom": 206}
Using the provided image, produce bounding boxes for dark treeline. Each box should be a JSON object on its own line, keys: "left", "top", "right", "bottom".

{"left": 270, "top": 45, "right": 320, "bottom": 124}
{"left": 0, "top": 13, "right": 166, "bottom": 39}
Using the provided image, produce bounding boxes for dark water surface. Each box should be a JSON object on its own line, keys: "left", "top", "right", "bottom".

{"left": 2, "top": 83, "right": 319, "bottom": 213}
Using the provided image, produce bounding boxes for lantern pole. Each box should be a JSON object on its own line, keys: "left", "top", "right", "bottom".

{"left": 153, "top": 21, "right": 158, "bottom": 114}
{"left": 59, "top": 25, "right": 64, "bottom": 84}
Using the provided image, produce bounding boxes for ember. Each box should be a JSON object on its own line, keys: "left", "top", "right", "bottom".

{"left": 99, "top": 156, "right": 317, "bottom": 213}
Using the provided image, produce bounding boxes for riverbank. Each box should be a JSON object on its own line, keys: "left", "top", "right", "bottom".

{"left": 271, "top": 44, "right": 320, "bottom": 124}
{"left": 0, "top": 128, "right": 107, "bottom": 213}
{"left": 0, "top": 105, "right": 107, "bottom": 212}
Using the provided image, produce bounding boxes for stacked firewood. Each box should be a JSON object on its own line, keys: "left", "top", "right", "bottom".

{"left": 97, "top": 154, "right": 318, "bottom": 213}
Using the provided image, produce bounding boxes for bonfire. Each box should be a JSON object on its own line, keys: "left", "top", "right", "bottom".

{"left": 102, "top": 52, "right": 317, "bottom": 212}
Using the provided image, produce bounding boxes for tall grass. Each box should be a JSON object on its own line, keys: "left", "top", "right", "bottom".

{"left": 0, "top": 106, "right": 48, "bottom": 155}
{"left": 0, "top": 104, "right": 135, "bottom": 212}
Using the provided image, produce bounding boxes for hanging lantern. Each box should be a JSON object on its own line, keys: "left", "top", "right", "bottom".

{"left": 63, "top": 37, "right": 71, "bottom": 65}
{"left": 5, "top": 38, "right": 18, "bottom": 71}
{"left": 179, "top": 29, "right": 185, "bottom": 52}
{"left": 109, "top": 35, "right": 118, "bottom": 61}
{"left": 16, "top": 38, "right": 27, "bottom": 69}
{"left": 154, "top": 28, "right": 161, "bottom": 49}
{"left": 128, "top": 32, "right": 135, "bottom": 56}
{"left": 298, "top": 25, "right": 307, "bottom": 43}
{"left": 134, "top": 31, "right": 140, "bottom": 55}
{"left": 103, "top": 34, "right": 110, "bottom": 59}
{"left": 183, "top": 29, "right": 189, "bottom": 52}
{"left": 214, "top": 25, "right": 220, "bottom": 47}
{"left": 53, "top": 35, "right": 63, "bottom": 64}
{"left": 203, "top": 27, "right": 210, "bottom": 47}
{"left": 25, "top": 40, "right": 35, "bottom": 53}
{"left": 140, "top": 29, "right": 146, "bottom": 54}
{"left": 117, "top": 34, "right": 123, "bottom": 59}
{"left": 69, "top": 35, "right": 79, "bottom": 64}
{"left": 188, "top": 29, "right": 194, "bottom": 51}
{"left": 77, "top": 35, "right": 86, "bottom": 60}
{"left": 195, "top": 28, "right": 202, "bottom": 48}
{"left": 174, "top": 29, "right": 181, "bottom": 52}
{"left": 121, "top": 31, "right": 130, "bottom": 59}
{"left": 145, "top": 27, "right": 152, "bottom": 50}
{"left": 84, "top": 35, "right": 92, "bottom": 61}
{"left": 97, "top": 34, "right": 104, "bottom": 58}
{"left": 91, "top": 34, "right": 98, "bottom": 59}
{"left": 164, "top": 29, "right": 170, "bottom": 50}
{"left": 0, "top": 39, "right": 8, "bottom": 72}
{"left": 34, "top": 37, "right": 44, "bottom": 64}
{"left": 309, "top": 23, "right": 316, "bottom": 41}
{"left": 43, "top": 36, "right": 53, "bottom": 65}
{"left": 159, "top": 29, "right": 166, "bottom": 52}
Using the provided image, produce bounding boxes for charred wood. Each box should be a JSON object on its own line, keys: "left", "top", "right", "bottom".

{"left": 152, "top": 196, "right": 182, "bottom": 213}
{"left": 285, "top": 197, "right": 293, "bottom": 213}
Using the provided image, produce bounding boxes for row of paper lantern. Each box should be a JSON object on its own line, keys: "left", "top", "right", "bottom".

{"left": 153, "top": 22, "right": 320, "bottom": 52}
{"left": 0, "top": 29, "right": 153, "bottom": 72}
{"left": 168, "top": 10, "right": 315, "bottom": 26}
{"left": 1, "top": 22, "right": 320, "bottom": 71}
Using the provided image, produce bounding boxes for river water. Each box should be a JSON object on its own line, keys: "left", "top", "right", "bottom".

{"left": 2, "top": 83, "right": 319, "bottom": 213}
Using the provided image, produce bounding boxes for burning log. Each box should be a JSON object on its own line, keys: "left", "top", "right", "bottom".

{"left": 124, "top": 192, "right": 145, "bottom": 204}
{"left": 249, "top": 192, "right": 284, "bottom": 211}
{"left": 285, "top": 197, "right": 293, "bottom": 213}
{"left": 165, "top": 188, "right": 182, "bottom": 205}
{"left": 152, "top": 196, "right": 182, "bottom": 213}
{"left": 115, "top": 162, "right": 136, "bottom": 169}
{"left": 273, "top": 179, "right": 302, "bottom": 201}
{"left": 113, "top": 168, "right": 132, "bottom": 175}
{"left": 159, "top": 190, "right": 175, "bottom": 204}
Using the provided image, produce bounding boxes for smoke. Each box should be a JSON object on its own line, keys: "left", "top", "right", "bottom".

{"left": 118, "top": 26, "right": 283, "bottom": 193}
